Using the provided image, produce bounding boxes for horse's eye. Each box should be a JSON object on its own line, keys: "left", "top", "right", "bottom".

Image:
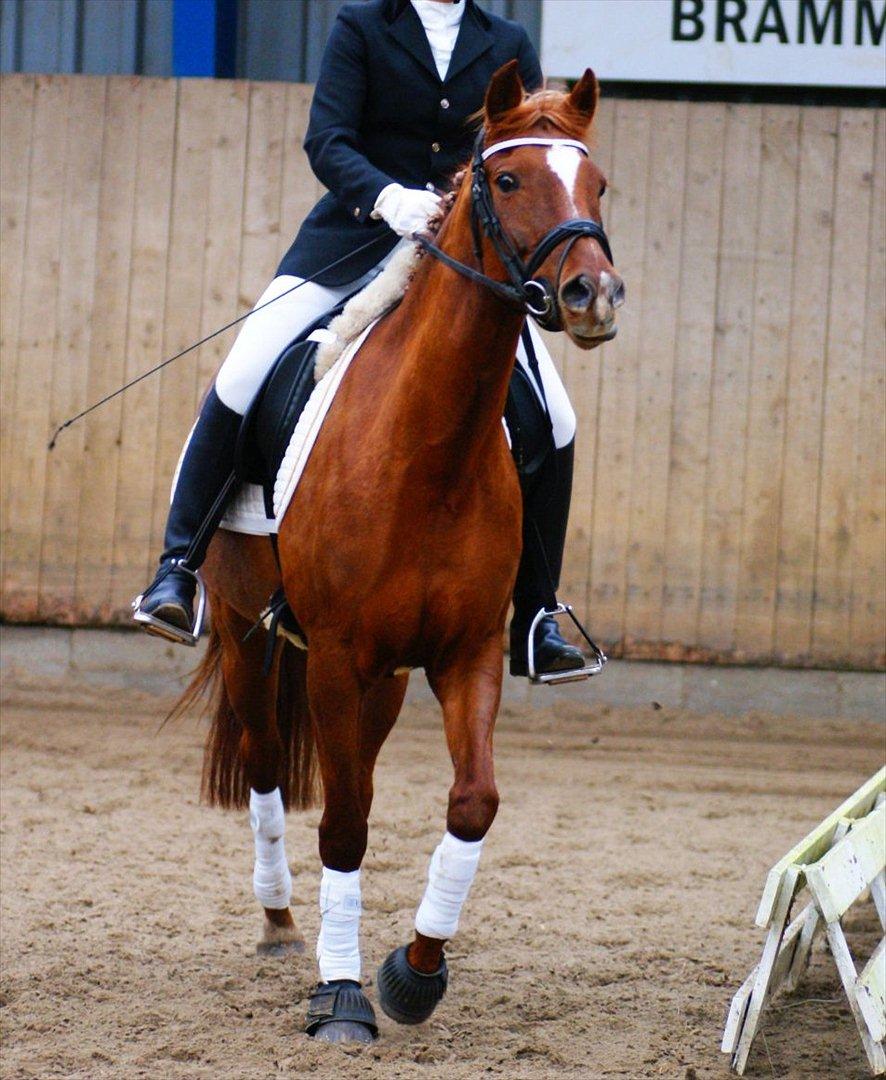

{"left": 599, "top": 181, "right": 607, "bottom": 197}
{"left": 496, "top": 173, "right": 519, "bottom": 193}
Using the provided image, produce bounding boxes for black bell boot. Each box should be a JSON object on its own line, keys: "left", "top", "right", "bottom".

{"left": 132, "top": 387, "right": 241, "bottom": 644}
{"left": 509, "top": 439, "right": 586, "bottom": 678}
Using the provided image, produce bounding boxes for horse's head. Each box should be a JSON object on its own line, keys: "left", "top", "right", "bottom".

{"left": 477, "top": 61, "right": 624, "bottom": 349}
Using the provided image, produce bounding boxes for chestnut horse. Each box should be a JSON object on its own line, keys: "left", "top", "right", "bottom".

{"left": 183, "top": 62, "right": 622, "bottom": 1043}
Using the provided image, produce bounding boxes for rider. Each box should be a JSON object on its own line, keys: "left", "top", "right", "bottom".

{"left": 135, "top": 0, "right": 588, "bottom": 678}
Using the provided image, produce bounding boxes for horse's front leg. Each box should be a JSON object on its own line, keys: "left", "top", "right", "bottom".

{"left": 302, "top": 645, "right": 398, "bottom": 1045}
{"left": 377, "top": 638, "right": 502, "bottom": 1025}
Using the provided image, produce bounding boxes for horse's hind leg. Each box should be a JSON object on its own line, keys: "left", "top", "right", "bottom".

{"left": 377, "top": 638, "right": 502, "bottom": 1025}
{"left": 211, "top": 598, "right": 306, "bottom": 956}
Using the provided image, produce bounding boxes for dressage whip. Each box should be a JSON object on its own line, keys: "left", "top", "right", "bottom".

{"left": 47, "top": 233, "right": 394, "bottom": 451}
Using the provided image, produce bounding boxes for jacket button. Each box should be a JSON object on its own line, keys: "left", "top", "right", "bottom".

{"left": 440, "top": 98, "right": 450, "bottom": 109}
{"left": 431, "top": 141, "right": 441, "bottom": 153}
{"left": 425, "top": 182, "right": 435, "bottom": 191}
{"left": 353, "top": 207, "right": 360, "bottom": 218}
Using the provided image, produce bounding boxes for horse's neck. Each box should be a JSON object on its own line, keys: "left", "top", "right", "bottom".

{"left": 389, "top": 201, "right": 524, "bottom": 465}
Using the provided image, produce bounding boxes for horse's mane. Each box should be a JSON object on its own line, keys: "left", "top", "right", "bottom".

{"left": 314, "top": 86, "right": 592, "bottom": 380}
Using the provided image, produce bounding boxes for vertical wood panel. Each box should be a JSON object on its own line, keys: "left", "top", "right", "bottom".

{"left": 622, "top": 100, "right": 688, "bottom": 649}
{"left": 2, "top": 76, "right": 68, "bottom": 617}
{"left": 812, "top": 109, "right": 877, "bottom": 659}
{"left": 147, "top": 78, "right": 214, "bottom": 568}
{"left": 239, "top": 80, "right": 286, "bottom": 307}
{"left": 849, "top": 111, "right": 885, "bottom": 667}
{"left": 73, "top": 76, "right": 141, "bottom": 621}
{"left": 586, "top": 99, "right": 652, "bottom": 649}
{"left": 37, "top": 77, "right": 105, "bottom": 620}
{"left": 278, "top": 82, "right": 319, "bottom": 265}
{"left": 0, "top": 75, "right": 36, "bottom": 594}
{"left": 773, "top": 107, "right": 839, "bottom": 663}
{"left": 108, "top": 77, "right": 177, "bottom": 615}
{"left": 733, "top": 106, "right": 800, "bottom": 659}
{"left": 195, "top": 80, "right": 249, "bottom": 393}
{"left": 697, "top": 105, "right": 763, "bottom": 653}
{"left": 660, "top": 102, "right": 726, "bottom": 652}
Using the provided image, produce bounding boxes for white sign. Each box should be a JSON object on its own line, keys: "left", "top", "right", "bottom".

{"left": 541, "top": 0, "right": 886, "bottom": 88}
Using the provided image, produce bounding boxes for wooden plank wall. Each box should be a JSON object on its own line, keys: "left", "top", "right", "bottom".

{"left": 1, "top": 75, "right": 883, "bottom": 669}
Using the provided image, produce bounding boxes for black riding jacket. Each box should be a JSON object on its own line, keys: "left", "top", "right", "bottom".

{"left": 276, "top": 0, "right": 542, "bottom": 286}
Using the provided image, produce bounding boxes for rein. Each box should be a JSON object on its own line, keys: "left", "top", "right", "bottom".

{"left": 416, "top": 131, "right": 613, "bottom": 332}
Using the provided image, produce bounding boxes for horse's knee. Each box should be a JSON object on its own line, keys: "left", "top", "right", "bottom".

{"left": 447, "top": 776, "right": 499, "bottom": 841}
{"left": 319, "top": 805, "right": 368, "bottom": 872}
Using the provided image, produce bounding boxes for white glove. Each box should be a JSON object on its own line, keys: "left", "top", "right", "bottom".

{"left": 371, "top": 183, "right": 441, "bottom": 238}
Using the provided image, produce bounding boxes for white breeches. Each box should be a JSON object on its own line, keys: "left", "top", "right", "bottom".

{"left": 213, "top": 254, "right": 576, "bottom": 449}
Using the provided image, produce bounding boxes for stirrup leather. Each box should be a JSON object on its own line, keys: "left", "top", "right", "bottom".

{"left": 131, "top": 563, "right": 207, "bottom": 647}
{"left": 527, "top": 603, "right": 607, "bottom": 685}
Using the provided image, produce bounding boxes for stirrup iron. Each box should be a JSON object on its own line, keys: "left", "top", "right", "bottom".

{"left": 131, "top": 564, "right": 207, "bottom": 647}
{"left": 527, "top": 603, "right": 607, "bottom": 685}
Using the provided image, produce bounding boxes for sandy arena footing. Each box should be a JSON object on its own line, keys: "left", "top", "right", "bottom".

{"left": 1, "top": 627, "right": 884, "bottom": 1078}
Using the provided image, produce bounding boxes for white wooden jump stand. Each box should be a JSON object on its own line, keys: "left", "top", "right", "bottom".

{"left": 723, "top": 766, "right": 886, "bottom": 1075}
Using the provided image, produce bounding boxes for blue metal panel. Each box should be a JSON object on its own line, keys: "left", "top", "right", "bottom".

{"left": 0, "top": 0, "right": 174, "bottom": 75}
{"left": 0, "top": 0, "right": 20, "bottom": 73}
{"left": 143, "top": 0, "right": 173, "bottom": 75}
{"left": 173, "top": 0, "right": 237, "bottom": 76}
{"left": 18, "top": 0, "right": 64, "bottom": 72}
{"left": 81, "top": 0, "right": 139, "bottom": 75}
{"left": 173, "top": 0, "right": 216, "bottom": 75}
{"left": 237, "top": 0, "right": 309, "bottom": 83}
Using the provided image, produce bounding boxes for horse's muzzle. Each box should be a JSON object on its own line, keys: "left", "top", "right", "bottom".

{"left": 559, "top": 270, "right": 624, "bottom": 349}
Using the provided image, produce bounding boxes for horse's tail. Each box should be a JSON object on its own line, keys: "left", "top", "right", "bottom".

{"left": 170, "top": 614, "right": 320, "bottom": 812}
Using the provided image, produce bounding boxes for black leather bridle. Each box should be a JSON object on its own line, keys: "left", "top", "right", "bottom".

{"left": 415, "top": 130, "right": 614, "bottom": 332}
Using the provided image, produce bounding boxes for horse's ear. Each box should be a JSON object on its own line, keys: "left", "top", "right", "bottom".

{"left": 485, "top": 60, "right": 524, "bottom": 122}
{"left": 568, "top": 69, "right": 598, "bottom": 122}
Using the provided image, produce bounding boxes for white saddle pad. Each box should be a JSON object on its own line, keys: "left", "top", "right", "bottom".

{"left": 220, "top": 321, "right": 378, "bottom": 537}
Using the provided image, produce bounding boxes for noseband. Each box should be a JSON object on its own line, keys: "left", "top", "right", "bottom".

{"left": 416, "top": 131, "right": 614, "bottom": 332}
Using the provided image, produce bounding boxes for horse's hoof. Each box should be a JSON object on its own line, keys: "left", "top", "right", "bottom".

{"left": 376, "top": 945, "right": 448, "bottom": 1025}
{"left": 312, "top": 1019, "right": 375, "bottom": 1045}
{"left": 257, "top": 917, "right": 305, "bottom": 956}
{"left": 305, "top": 980, "right": 378, "bottom": 1043}
{"left": 256, "top": 938, "right": 304, "bottom": 957}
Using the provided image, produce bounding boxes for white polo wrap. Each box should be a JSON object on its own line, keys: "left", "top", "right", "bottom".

{"left": 249, "top": 788, "right": 292, "bottom": 910}
{"left": 317, "top": 867, "right": 362, "bottom": 983}
{"left": 415, "top": 831, "right": 484, "bottom": 940}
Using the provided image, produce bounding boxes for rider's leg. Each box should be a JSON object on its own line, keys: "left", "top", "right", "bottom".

{"left": 135, "top": 272, "right": 374, "bottom": 639}
{"left": 510, "top": 322, "right": 584, "bottom": 676}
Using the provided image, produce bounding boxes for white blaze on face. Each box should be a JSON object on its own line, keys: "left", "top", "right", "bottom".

{"left": 545, "top": 143, "right": 582, "bottom": 214}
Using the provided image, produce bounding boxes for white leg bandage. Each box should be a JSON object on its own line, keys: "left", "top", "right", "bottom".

{"left": 250, "top": 788, "right": 292, "bottom": 910}
{"left": 317, "top": 867, "right": 362, "bottom": 983}
{"left": 415, "top": 832, "right": 484, "bottom": 940}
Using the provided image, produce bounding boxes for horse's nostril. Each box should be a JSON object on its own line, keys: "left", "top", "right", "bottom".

{"left": 610, "top": 277, "right": 626, "bottom": 309}
{"left": 560, "top": 274, "right": 595, "bottom": 313}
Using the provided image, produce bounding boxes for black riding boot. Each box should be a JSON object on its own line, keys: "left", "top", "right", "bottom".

{"left": 509, "top": 439, "right": 586, "bottom": 677}
{"left": 133, "top": 387, "right": 241, "bottom": 643}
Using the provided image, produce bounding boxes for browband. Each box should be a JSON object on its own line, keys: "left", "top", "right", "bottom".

{"left": 481, "top": 137, "right": 589, "bottom": 161}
